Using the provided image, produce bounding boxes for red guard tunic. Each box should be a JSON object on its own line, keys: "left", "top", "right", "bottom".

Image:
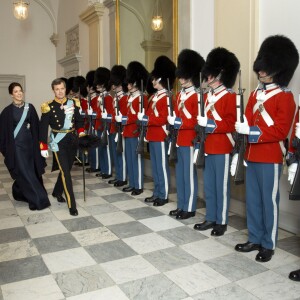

{"left": 245, "top": 84, "right": 296, "bottom": 163}
{"left": 146, "top": 89, "right": 169, "bottom": 142}
{"left": 123, "top": 91, "right": 148, "bottom": 138}
{"left": 174, "top": 86, "right": 198, "bottom": 146}
{"left": 204, "top": 86, "right": 236, "bottom": 154}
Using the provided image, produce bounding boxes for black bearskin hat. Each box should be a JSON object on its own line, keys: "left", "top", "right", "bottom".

{"left": 151, "top": 56, "right": 176, "bottom": 89}
{"left": 72, "top": 76, "right": 87, "bottom": 97}
{"left": 110, "top": 65, "right": 127, "bottom": 90}
{"left": 126, "top": 61, "right": 149, "bottom": 90}
{"left": 253, "top": 35, "right": 299, "bottom": 86}
{"left": 86, "top": 70, "right": 95, "bottom": 89}
{"left": 66, "top": 77, "right": 74, "bottom": 96}
{"left": 176, "top": 49, "right": 205, "bottom": 87}
{"left": 94, "top": 67, "right": 111, "bottom": 90}
{"left": 202, "top": 47, "right": 240, "bottom": 88}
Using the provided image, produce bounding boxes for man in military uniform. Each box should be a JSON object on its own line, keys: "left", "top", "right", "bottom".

{"left": 233, "top": 35, "right": 298, "bottom": 262}
{"left": 39, "top": 78, "right": 85, "bottom": 216}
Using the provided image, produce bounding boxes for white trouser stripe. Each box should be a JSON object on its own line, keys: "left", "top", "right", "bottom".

{"left": 107, "top": 144, "right": 111, "bottom": 174}
{"left": 161, "top": 142, "right": 168, "bottom": 199}
{"left": 222, "top": 154, "right": 230, "bottom": 224}
{"left": 188, "top": 147, "right": 194, "bottom": 211}
{"left": 271, "top": 164, "right": 279, "bottom": 249}
{"left": 122, "top": 137, "right": 126, "bottom": 181}
{"left": 138, "top": 153, "right": 142, "bottom": 189}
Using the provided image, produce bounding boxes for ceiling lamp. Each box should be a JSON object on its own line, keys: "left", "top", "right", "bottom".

{"left": 13, "top": 0, "right": 29, "bottom": 20}
{"left": 151, "top": 0, "right": 163, "bottom": 32}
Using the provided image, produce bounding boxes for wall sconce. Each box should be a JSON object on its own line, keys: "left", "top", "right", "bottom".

{"left": 13, "top": 0, "right": 29, "bottom": 20}
{"left": 151, "top": 0, "right": 163, "bottom": 31}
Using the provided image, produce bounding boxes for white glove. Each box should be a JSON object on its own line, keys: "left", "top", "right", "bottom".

{"left": 79, "top": 132, "right": 86, "bottom": 137}
{"left": 235, "top": 115, "right": 250, "bottom": 135}
{"left": 230, "top": 153, "right": 238, "bottom": 176}
{"left": 295, "top": 122, "right": 300, "bottom": 139}
{"left": 288, "top": 163, "right": 298, "bottom": 185}
{"left": 87, "top": 108, "right": 93, "bottom": 115}
{"left": 168, "top": 114, "right": 176, "bottom": 125}
{"left": 41, "top": 150, "right": 49, "bottom": 158}
{"left": 102, "top": 110, "right": 108, "bottom": 119}
{"left": 115, "top": 112, "right": 122, "bottom": 122}
{"left": 138, "top": 112, "right": 144, "bottom": 121}
{"left": 79, "top": 108, "right": 83, "bottom": 115}
{"left": 197, "top": 115, "right": 207, "bottom": 127}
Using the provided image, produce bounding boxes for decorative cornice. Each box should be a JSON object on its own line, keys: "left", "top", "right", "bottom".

{"left": 80, "top": 3, "right": 106, "bottom": 25}
{"left": 58, "top": 54, "right": 82, "bottom": 67}
{"left": 141, "top": 40, "right": 172, "bottom": 52}
{"left": 103, "top": 0, "right": 116, "bottom": 10}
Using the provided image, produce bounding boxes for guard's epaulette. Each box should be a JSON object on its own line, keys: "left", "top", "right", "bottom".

{"left": 72, "top": 97, "right": 81, "bottom": 108}
{"left": 281, "top": 87, "right": 291, "bottom": 93}
{"left": 41, "top": 100, "right": 53, "bottom": 114}
{"left": 226, "top": 88, "right": 234, "bottom": 94}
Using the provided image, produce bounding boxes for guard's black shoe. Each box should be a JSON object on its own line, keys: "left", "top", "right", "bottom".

{"left": 86, "top": 168, "right": 100, "bottom": 173}
{"left": 211, "top": 224, "right": 227, "bottom": 236}
{"left": 114, "top": 180, "right": 127, "bottom": 187}
{"left": 144, "top": 195, "right": 157, "bottom": 203}
{"left": 255, "top": 247, "right": 274, "bottom": 262}
{"left": 235, "top": 241, "right": 261, "bottom": 252}
{"left": 29, "top": 205, "right": 37, "bottom": 211}
{"left": 52, "top": 193, "right": 66, "bottom": 203}
{"left": 194, "top": 220, "right": 216, "bottom": 231}
{"left": 131, "top": 189, "right": 143, "bottom": 196}
{"left": 102, "top": 174, "right": 112, "bottom": 179}
{"left": 169, "top": 208, "right": 183, "bottom": 217}
{"left": 122, "top": 186, "right": 134, "bottom": 192}
{"left": 69, "top": 208, "right": 78, "bottom": 216}
{"left": 153, "top": 198, "right": 168, "bottom": 206}
{"left": 289, "top": 269, "right": 300, "bottom": 281}
{"left": 108, "top": 178, "right": 118, "bottom": 184}
{"left": 176, "top": 211, "right": 195, "bottom": 219}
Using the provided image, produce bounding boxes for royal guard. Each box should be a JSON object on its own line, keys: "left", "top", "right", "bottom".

{"left": 109, "top": 65, "right": 128, "bottom": 187}
{"left": 193, "top": 47, "right": 240, "bottom": 236}
{"left": 139, "top": 56, "right": 176, "bottom": 206}
{"left": 233, "top": 35, "right": 299, "bottom": 262}
{"left": 93, "top": 67, "right": 114, "bottom": 179}
{"left": 39, "top": 78, "right": 85, "bottom": 216}
{"left": 72, "top": 76, "right": 89, "bottom": 166}
{"left": 168, "top": 49, "right": 205, "bottom": 219}
{"left": 122, "top": 61, "right": 149, "bottom": 195}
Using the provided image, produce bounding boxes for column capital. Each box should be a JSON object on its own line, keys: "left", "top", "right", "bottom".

{"left": 80, "top": 3, "right": 106, "bottom": 25}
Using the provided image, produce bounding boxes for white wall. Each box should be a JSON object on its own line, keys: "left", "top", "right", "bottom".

{"left": 190, "top": 0, "right": 214, "bottom": 59}
{"left": 0, "top": 0, "right": 56, "bottom": 113}
{"left": 56, "top": 0, "right": 90, "bottom": 76}
{"left": 259, "top": 0, "right": 300, "bottom": 233}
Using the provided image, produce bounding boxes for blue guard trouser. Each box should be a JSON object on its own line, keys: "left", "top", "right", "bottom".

{"left": 109, "top": 133, "right": 117, "bottom": 178}
{"left": 115, "top": 136, "right": 127, "bottom": 181}
{"left": 125, "top": 137, "right": 144, "bottom": 189}
{"left": 204, "top": 154, "right": 231, "bottom": 225}
{"left": 97, "top": 129, "right": 112, "bottom": 175}
{"left": 246, "top": 162, "right": 282, "bottom": 250}
{"left": 149, "top": 141, "right": 170, "bottom": 200}
{"left": 175, "top": 146, "right": 198, "bottom": 212}
{"left": 88, "top": 129, "right": 100, "bottom": 170}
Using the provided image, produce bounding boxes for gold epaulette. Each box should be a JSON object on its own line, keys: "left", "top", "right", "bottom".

{"left": 72, "top": 97, "right": 81, "bottom": 108}
{"left": 41, "top": 100, "right": 53, "bottom": 114}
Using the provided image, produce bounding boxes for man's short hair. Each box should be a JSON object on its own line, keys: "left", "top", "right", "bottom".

{"left": 51, "top": 78, "right": 66, "bottom": 90}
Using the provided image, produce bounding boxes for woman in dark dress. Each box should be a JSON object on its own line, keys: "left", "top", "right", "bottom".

{"left": 0, "top": 82, "right": 50, "bottom": 210}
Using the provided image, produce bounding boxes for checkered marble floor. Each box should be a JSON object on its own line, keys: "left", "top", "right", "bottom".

{"left": 0, "top": 158, "right": 300, "bottom": 300}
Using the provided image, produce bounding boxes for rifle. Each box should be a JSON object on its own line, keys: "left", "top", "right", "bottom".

{"left": 115, "top": 92, "right": 123, "bottom": 153}
{"left": 166, "top": 78, "right": 178, "bottom": 163}
{"left": 232, "top": 70, "right": 246, "bottom": 185}
{"left": 289, "top": 98, "right": 300, "bottom": 200}
{"left": 136, "top": 80, "right": 146, "bottom": 155}
{"left": 193, "top": 73, "right": 205, "bottom": 169}
{"left": 100, "top": 92, "right": 109, "bottom": 146}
